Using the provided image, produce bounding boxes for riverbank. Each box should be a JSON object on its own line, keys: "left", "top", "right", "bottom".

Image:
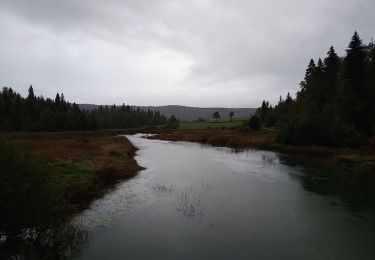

{"left": 148, "top": 129, "right": 375, "bottom": 176}
{"left": 0, "top": 130, "right": 144, "bottom": 258}
{"left": 1, "top": 131, "right": 142, "bottom": 211}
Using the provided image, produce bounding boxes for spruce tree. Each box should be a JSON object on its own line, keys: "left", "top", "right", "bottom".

{"left": 324, "top": 46, "right": 341, "bottom": 81}
{"left": 342, "top": 31, "right": 369, "bottom": 135}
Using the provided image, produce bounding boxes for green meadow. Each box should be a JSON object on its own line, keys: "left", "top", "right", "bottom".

{"left": 179, "top": 119, "right": 247, "bottom": 129}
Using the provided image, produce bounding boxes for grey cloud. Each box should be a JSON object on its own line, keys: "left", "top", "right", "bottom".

{"left": 0, "top": 0, "right": 374, "bottom": 107}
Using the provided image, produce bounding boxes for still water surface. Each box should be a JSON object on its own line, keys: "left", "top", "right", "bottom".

{"left": 77, "top": 134, "right": 375, "bottom": 259}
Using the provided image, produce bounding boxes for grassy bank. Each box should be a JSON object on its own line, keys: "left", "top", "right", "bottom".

{"left": 179, "top": 119, "right": 247, "bottom": 129}
{"left": 1, "top": 131, "right": 142, "bottom": 210}
{"left": 148, "top": 129, "right": 375, "bottom": 176}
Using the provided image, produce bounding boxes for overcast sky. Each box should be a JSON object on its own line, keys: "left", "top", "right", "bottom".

{"left": 0, "top": 0, "right": 374, "bottom": 107}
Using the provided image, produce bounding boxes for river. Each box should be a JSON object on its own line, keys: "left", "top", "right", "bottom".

{"left": 77, "top": 134, "right": 375, "bottom": 259}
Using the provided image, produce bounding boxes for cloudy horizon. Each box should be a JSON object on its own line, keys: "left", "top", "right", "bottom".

{"left": 0, "top": 0, "right": 374, "bottom": 107}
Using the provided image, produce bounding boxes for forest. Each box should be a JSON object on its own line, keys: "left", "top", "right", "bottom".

{"left": 0, "top": 86, "right": 176, "bottom": 131}
{"left": 255, "top": 32, "right": 375, "bottom": 147}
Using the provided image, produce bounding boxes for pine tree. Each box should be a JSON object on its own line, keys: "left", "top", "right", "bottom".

{"left": 342, "top": 31, "right": 369, "bottom": 135}
{"left": 25, "top": 85, "right": 37, "bottom": 129}
{"left": 255, "top": 31, "right": 374, "bottom": 147}
{"left": 324, "top": 46, "right": 341, "bottom": 81}
{"left": 345, "top": 31, "right": 366, "bottom": 88}
{"left": 323, "top": 46, "right": 341, "bottom": 104}
{"left": 55, "top": 93, "right": 61, "bottom": 106}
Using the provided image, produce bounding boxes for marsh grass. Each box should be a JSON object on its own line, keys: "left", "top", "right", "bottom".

{"left": 0, "top": 140, "right": 90, "bottom": 259}
{"left": 1, "top": 131, "right": 142, "bottom": 209}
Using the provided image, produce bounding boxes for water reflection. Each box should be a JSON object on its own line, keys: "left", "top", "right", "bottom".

{"left": 0, "top": 220, "right": 88, "bottom": 260}
{"left": 206, "top": 143, "right": 374, "bottom": 213}
{"left": 262, "top": 153, "right": 279, "bottom": 166}
{"left": 280, "top": 155, "right": 375, "bottom": 213}
{"left": 77, "top": 135, "right": 375, "bottom": 260}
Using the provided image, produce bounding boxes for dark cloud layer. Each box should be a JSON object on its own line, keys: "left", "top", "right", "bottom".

{"left": 0, "top": 0, "right": 374, "bottom": 106}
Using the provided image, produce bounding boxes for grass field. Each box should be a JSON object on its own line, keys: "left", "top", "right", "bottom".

{"left": 179, "top": 119, "right": 248, "bottom": 129}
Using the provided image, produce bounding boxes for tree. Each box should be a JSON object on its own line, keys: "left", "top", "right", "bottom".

{"left": 300, "top": 59, "right": 316, "bottom": 91}
{"left": 229, "top": 111, "right": 234, "bottom": 121}
{"left": 254, "top": 31, "right": 375, "bottom": 147}
{"left": 323, "top": 46, "right": 341, "bottom": 102}
{"left": 324, "top": 46, "right": 341, "bottom": 81}
{"left": 213, "top": 111, "right": 220, "bottom": 122}
{"left": 55, "top": 93, "right": 61, "bottom": 106}
{"left": 166, "top": 115, "right": 179, "bottom": 129}
{"left": 342, "top": 31, "right": 369, "bottom": 135}
{"left": 249, "top": 115, "right": 261, "bottom": 130}
{"left": 345, "top": 31, "right": 366, "bottom": 87}
{"left": 25, "top": 85, "right": 37, "bottom": 130}
{"left": 285, "top": 92, "right": 293, "bottom": 105}
{"left": 39, "top": 108, "right": 56, "bottom": 131}
{"left": 0, "top": 87, "right": 168, "bottom": 132}
{"left": 27, "top": 85, "right": 35, "bottom": 101}
{"left": 366, "top": 40, "right": 375, "bottom": 136}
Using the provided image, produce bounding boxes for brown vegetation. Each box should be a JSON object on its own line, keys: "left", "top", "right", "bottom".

{"left": 1, "top": 131, "right": 142, "bottom": 210}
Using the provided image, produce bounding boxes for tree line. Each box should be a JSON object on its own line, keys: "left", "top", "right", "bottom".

{"left": 254, "top": 32, "right": 375, "bottom": 147}
{"left": 0, "top": 86, "right": 174, "bottom": 131}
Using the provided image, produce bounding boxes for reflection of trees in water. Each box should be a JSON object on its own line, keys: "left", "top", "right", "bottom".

{"left": 261, "top": 153, "right": 279, "bottom": 166}
{"left": 280, "top": 155, "right": 375, "bottom": 212}
{"left": 206, "top": 146, "right": 257, "bottom": 156}
{"left": 202, "top": 144, "right": 281, "bottom": 167}
{"left": 0, "top": 219, "right": 88, "bottom": 260}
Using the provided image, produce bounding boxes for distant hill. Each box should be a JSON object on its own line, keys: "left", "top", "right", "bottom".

{"left": 79, "top": 104, "right": 256, "bottom": 121}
